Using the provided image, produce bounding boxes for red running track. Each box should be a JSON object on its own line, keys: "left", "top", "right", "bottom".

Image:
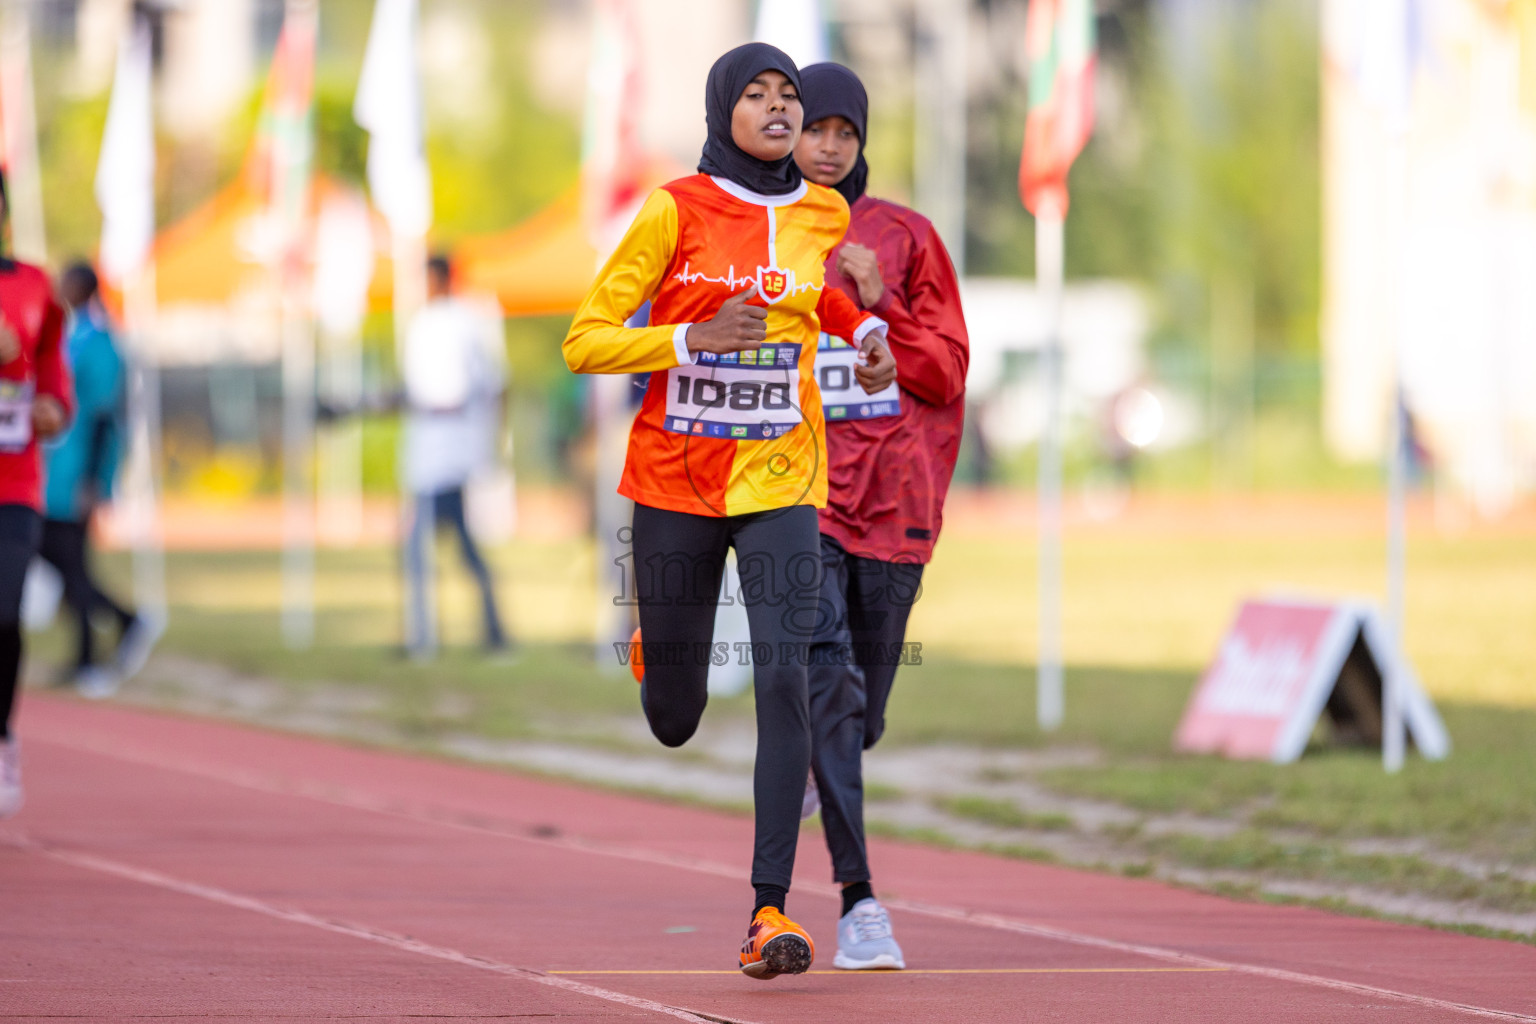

{"left": 3, "top": 695, "right": 1533, "bottom": 1023}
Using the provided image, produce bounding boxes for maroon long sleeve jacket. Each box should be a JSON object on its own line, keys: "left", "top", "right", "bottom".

{"left": 818, "top": 196, "right": 969, "bottom": 564}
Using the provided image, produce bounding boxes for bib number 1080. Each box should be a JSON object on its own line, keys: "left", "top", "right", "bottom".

{"left": 674, "top": 375, "right": 792, "bottom": 412}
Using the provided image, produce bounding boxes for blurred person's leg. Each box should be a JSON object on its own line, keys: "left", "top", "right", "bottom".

{"left": 848, "top": 556, "right": 924, "bottom": 751}
{"left": 78, "top": 517, "right": 135, "bottom": 634}
{"left": 436, "top": 487, "right": 507, "bottom": 650}
{"left": 0, "top": 506, "right": 37, "bottom": 816}
{"left": 732, "top": 506, "right": 819, "bottom": 913}
{"left": 38, "top": 519, "right": 95, "bottom": 673}
{"left": 807, "top": 536, "right": 871, "bottom": 886}
{"left": 404, "top": 491, "right": 435, "bottom": 655}
{"left": 630, "top": 502, "right": 728, "bottom": 748}
{"left": 0, "top": 505, "right": 43, "bottom": 738}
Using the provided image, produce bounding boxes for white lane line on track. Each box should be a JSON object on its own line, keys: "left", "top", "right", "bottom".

{"left": 34, "top": 734, "right": 1536, "bottom": 1024}
{"left": 3, "top": 835, "right": 758, "bottom": 1024}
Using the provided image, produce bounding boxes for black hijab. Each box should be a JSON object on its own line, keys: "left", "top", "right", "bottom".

{"left": 698, "top": 43, "right": 804, "bottom": 196}
{"left": 800, "top": 62, "right": 869, "bottom": 206}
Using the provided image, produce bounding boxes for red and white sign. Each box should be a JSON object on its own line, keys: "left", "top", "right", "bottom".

{"left": 1175, "top": 598, "right": 1449, "bottom": 763}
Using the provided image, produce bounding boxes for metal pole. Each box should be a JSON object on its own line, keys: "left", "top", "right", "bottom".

{"left": 393, "top": 230, "right": 434, "bottom": 657}
{"left": 913, "top": 0, "right": 968, "bottom": 273}
{"left": 592, "top": 372, "right": 631, "bottom": 669}
{"left": 1036, "top": 210, "right": 1065, "bottom": 731}
{"left": 1384, "top": 383, "right": 1406, "bottom": 767}
{"left": 1382, "top": 127, "right": 1409, "bottom": 774}
{"left": 280, "top": 298, "right": 316, "bottom": 648}
{"left": 123, "top": 267, "right": 167, "bottom": 630}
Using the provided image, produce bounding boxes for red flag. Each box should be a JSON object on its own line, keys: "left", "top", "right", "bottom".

{"left": 244, "top": 3, "right": 317, "bottom": 276}
{"left": 1019, "top": 0, "right": 1097, "bottom": 217}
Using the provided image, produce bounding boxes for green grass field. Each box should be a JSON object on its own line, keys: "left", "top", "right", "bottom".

{"left": 24, "top": 496, "right": 1536, "bottom": 938}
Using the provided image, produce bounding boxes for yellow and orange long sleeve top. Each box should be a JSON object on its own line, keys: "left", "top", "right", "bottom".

{"left": 564, "top": 173, "right": 883, "bottom": 517}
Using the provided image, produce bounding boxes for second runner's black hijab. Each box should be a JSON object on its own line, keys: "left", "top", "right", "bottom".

{"left": 698, "top": 42, "right": 803, "bottom": 196}
{"left": 799, "top": 62, "right": 869, "bottom": 206}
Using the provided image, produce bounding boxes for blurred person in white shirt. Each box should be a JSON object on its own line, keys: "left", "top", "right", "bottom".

{"left": 400, "top": 254, "right": 510, "bottom": 656}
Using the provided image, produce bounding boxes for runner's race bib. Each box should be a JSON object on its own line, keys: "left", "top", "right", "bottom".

{"left": 815, "top": 333, "right": 901, "bottom": 421}
{"left": 0, "top": 380, "right": 34, "bottom": 453}
{"left": 664, "top": 342, "right": 803, "bottom": 439}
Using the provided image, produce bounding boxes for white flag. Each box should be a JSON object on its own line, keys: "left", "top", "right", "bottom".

{"left": 94, "top": 14, "right": 155, "bottom": 285}
{"left": 753, "top": 0, "right": 828, "bottom": 70}
{"left": 353, "top": 0, "right": 431, "bottom": 238}
{"left": 312, "top": 190, "right": 376, "bottom": 337}
{"left": 1355, "top": 0, "right": 1419, "bottom": 133}
{"left": 1, "top": 5, "right": 48, "bottom": 263}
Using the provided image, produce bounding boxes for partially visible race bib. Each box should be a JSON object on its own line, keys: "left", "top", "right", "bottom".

{"left": 663, "top": 342, "right": 804, "bottom": 440}
{"left": 815, "top": 333, "right": 901, "bottom": 421}
{"left": 0, "top": 380, "right": 34, "bottom": 453}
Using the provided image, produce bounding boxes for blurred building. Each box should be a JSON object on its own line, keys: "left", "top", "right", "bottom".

{"left": 1323, "top": 0, "right": 1536, "bottom": 513}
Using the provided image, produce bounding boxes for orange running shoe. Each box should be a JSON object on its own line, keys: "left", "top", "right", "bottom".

{"left": 739, "top": 907, "right": 815, "bottom": 980}
{"left": 629, "top": 626, "right": 644, "bottom": 684}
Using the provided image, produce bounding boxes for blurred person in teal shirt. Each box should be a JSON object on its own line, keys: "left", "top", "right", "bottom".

{"left": 39, "top": 263, "right": 156, "bottom": 697}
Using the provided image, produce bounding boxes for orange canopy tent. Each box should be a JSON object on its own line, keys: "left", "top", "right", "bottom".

{"left": 448, "top": 159, "right": 686, "bottom": 317}
{"left": 150, "top": 162, "right": 686, "bottom": 318}
{"left": 451, "top": 185, "right": 602, "bottom": 317}
{"left": 149, "top": 175, "right": 391, "bottom": 311}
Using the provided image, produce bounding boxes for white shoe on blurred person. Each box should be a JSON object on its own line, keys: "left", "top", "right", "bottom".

{"left": 73, "top": 665, "right": 122, "bottom": 700}
{"left": 801, "top": 769, "right": 820, "bottom": 821}
{"left": 114, "top": 613, "right": 163, "bottom": 680}
{"left": 0, "top": 737, "right": 22, "bottom": 819}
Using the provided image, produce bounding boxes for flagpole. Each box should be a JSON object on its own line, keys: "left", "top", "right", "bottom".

{"left": 96, "top": 9, "right": 165, "bottom": 632}
{"left": 1036, "top": 208, "right": 1065, "bottom": 731}
{"left": 280, "top": 290, "right": 316, "bottom": 649}
{"left": 279, "top": 0, "right": 319, "bottom": 650}
{"left": 393, "top": 229, "right": 431, "bottom": 657}
{"left": 1382, "top": 127, "right": 1410, "bottom": 774}
{"left": 123, "top": 266, "right": 167, "bottom": 631}
{"left": 354, "top": 0, "right": 433, "bottom": 657}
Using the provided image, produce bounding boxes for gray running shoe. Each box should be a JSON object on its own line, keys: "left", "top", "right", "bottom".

{"left": 114, "top": 614, "right": 164, "bottom": 680}
{"left": 74, "top": 665, "right": 122, "bottom": 700}
{"left": 833, "top": 897, "right": 905, "bottom": 970}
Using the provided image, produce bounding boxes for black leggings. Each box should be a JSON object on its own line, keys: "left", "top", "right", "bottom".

{"left": 631, "top": 502, "right": 822, "bottom": 892}
{"left": 0, "top": 505, "right": 42, "bottom": 740}
{"left": 38, "top": 518, "right": 135, "bottom": 672}
{"left": 808, "top": 536, "right": 923, "bottom": 884}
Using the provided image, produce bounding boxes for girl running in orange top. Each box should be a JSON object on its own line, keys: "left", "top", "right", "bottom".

{"left": 563, "top": 42, "right": 895, "bottom": 979}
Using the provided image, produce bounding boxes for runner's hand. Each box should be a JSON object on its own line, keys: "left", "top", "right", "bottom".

{"left": 32, "top": 395, "right": 66, "bottom": 440}
{"left": 836, "top": 244, "right": 884, "bottom": 308}
{"left": 686, "top": 284, "right": 768, "bottom": 355}
{"left": 855, "top": 330, "right": 897, "bottom": 394}
{"left": 0, "top": 317, "right": 18, "bottom": 365}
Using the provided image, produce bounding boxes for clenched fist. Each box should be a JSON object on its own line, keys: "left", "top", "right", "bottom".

{"left": 686, "top": 283, "right": 769, "bottom": 356}
{"left": 836, "top": 243, "right": 884, "bottom": 308}
{"left": 855, "top": 330, "right": 897, "bottom": 394}
{"left": 32, "top": 395, "right": 66, "bottom": 440}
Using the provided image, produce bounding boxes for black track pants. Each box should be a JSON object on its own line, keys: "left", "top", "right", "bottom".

{"left": 38, "top": 518, "right": 135, "bottom": 672}
{"left": 631, "top": 501, "right": 822, "bottom": 891}
{"left": 0, "top": 505, "right": 42, "bottom": 740}
{"left": 807, "top": 535, "right": 923, "bottom": 883}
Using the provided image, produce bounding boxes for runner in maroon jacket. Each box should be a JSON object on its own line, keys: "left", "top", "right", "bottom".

{"left": 794, "top": 63, "right": 969, "bottom": 970}
{"left": 0, "top": 170, "right": 73, "bottom": 818}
